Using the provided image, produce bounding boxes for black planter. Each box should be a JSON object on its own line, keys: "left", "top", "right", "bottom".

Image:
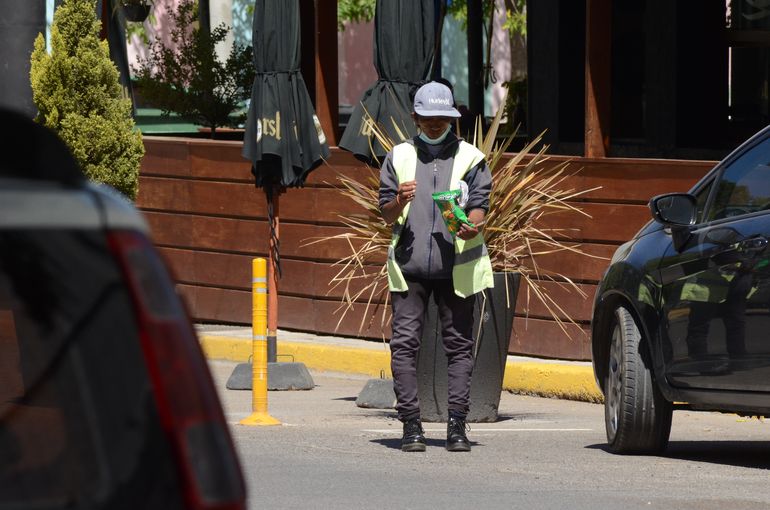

{"left": 122, "top": 3, "right": 151, "bottom": 22}
{"left": 416, "top": 272, "right": 518, "bottom": 422}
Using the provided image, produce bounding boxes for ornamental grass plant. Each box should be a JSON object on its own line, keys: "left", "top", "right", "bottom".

{"left": 313, "top": 100, "right": 600, "bottom": 337}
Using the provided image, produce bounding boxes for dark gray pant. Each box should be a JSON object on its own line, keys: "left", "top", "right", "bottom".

{"left": 390, "top": 277, "right": 475, "bottom": 421}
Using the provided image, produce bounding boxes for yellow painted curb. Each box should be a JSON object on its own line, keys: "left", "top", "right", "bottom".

{"left": 276, "top": 342, "right": 393, "bottom": 378}
{"left": 200, "top": 335, "right": 392, "bottom": 378}
{"left": 200, "top": 335, "right": 254, "bottom": 361}
{"left": 503, "top": 362, "right": 603, "bottom": 403}
{"left": 200, "top": 335, "right": 603, "bottom": 403}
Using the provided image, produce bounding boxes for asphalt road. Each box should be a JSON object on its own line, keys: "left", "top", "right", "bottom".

{"left": 209, "top": 360, "right": 770, "bottom": 510}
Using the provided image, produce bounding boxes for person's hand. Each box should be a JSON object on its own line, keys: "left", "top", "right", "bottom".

{"left": 396, "top": 180, "right": 417, "bottom": 206}
{"left": 457, "top": 222, "right": 479, "bottom": 240}
{"left": 457, "top": 209, "right": 485, "bottom": 240}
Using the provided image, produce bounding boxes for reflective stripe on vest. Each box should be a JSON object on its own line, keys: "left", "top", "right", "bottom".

{"left": 386, "top": 141, "right": 494, "bottom": 297}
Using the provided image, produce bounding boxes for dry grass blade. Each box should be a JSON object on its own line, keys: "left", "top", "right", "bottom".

{"left": 303, "top": 166, "right": 392, "bottom": 338}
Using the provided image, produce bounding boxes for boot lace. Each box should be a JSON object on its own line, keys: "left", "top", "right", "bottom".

{"left": 404, "top": 419, "right": 424, "bottom": 436}
{"left": 448, "top": 417, "right": 470, "bottom": 437}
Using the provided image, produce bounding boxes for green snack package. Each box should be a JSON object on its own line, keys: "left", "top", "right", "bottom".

{"left": 432, "top": 189, "right": 474, "bottom": 237}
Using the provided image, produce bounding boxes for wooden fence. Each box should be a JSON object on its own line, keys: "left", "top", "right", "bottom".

{"left": 138, "top": 137, "right": 715, "bottom": 360}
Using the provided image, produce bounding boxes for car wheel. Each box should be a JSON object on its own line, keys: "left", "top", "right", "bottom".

{"left": 605, "top": 306, "right": 673, "bottom": 454}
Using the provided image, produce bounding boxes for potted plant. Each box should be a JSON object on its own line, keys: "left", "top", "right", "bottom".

{"left": 119, "top": 0, "right": 153, "bottom": 22}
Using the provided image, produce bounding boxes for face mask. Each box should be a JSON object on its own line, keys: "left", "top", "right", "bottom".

{"left": 419, "top": 125, "right": 452, "bottom": 145}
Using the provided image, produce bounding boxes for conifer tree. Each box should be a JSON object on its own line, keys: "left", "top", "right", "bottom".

{"left": 30, "top": 0, "right": 144, "bottom": 199}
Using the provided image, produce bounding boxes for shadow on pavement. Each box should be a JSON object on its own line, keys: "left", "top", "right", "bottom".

{"left": 495, "top": 412, "right": 553, "bottom": 422}
{"left": 666, "top": 441, "right": 770, "bottom": 469}
{"left": 370, "top": 437, "right": 481, "bottom": 450}
{"left": 585, "top": 441, "right": 770, "bottom": 469}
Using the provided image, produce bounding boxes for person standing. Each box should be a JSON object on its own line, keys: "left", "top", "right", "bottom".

{"left": 379, "top": 81, "right": 493, "bottom": 452}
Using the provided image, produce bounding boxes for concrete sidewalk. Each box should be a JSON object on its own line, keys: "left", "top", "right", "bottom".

{"left": 197, "top": 325, "right": 603, "bottom": 403}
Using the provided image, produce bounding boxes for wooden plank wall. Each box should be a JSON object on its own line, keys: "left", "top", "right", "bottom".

{"left": 138, "top": 137, "right": 715, "bottom": 360}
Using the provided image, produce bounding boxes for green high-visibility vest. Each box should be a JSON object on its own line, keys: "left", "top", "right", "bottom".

{"left": 386, "top": 141, "right": 494, "bottom": 297}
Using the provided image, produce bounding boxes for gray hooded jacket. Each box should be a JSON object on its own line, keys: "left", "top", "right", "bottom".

{"left": 378, "top": 134, "right": 492, "bottom": 280}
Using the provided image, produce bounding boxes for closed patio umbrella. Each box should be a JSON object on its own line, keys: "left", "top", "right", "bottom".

{"left": 242, "top": 0, "right": 329, "bottom": 278}
{"left": 240, "top": 0, "right": 328, "bottom": 377}
{"left": 101, "top": 1, "right": 134, "bottom": 111}
{"left": 338, "top": 0, "right": 436, "bottom": 165}
{"left": 243, "top": 0, "right": 329, "bottom": 190}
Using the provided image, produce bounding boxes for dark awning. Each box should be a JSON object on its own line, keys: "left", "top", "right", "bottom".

{"left": 338, "top": 0, "right": 436, "bottom": 165}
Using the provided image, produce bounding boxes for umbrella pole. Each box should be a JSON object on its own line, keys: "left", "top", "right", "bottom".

{"left": 264, "top": 185, "right": 313, "bottom": 391}
{"left": 228, "top": 184, "right": 312, "bottom": 392}
{"left": 267, "top": 188, "right": 279, "bottom": 364}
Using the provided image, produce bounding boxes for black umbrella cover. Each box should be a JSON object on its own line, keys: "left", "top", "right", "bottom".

{"left": 242, "top": 0, "right": 330, "bottom": 190}
{"left": 102, "top": 1, "right": 135, "bottom": 114}
{"left": 338, "top": 0, "right": 436, "bottom": 165}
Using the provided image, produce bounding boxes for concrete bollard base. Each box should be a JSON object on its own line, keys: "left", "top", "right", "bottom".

{"left": 226, "top": 362, "right": 253, "bottom": 390}
{"left": 226, "top": 362, "right": 315, "bottom": 390}
{"left": 355, "top": 379, "right": 396, "bottom": 409}
{"left": 267, "top": 362, "right": 315, "bottom": 390}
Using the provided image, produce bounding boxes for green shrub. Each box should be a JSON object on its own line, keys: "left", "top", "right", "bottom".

{"left": 132, "top": 0, "right": 254, "bottom": 138}
{"left": 30, "top": 0, "right": 143, "bottom": 200}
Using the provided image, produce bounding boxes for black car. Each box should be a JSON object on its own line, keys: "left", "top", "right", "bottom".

{"left": 592, "top": 125, "right": 770, "bottom": 454}
{"left": 0, "top": 109, "right": 246, "bottom": 508}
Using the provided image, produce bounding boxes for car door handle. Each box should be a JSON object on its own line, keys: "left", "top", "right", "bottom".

{"left": 738, "top": 236, "right": 768, "bottom": 252}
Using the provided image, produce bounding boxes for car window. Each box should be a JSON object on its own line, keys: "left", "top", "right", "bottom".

{"left": 694, "top": 178, "right": 714, "bottom": 224}
{"left": 707, "top": 137, "right": 770, "bottom": 221}
{"left": 0, "top": 230, "right": 184, "bottom": 509}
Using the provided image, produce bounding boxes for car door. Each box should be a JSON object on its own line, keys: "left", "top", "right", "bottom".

{"left": 659, "top": 136, "right": 770, "bottom": 392}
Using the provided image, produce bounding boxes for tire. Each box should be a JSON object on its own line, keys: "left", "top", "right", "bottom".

{"left": 604, "top": 306, "right": 673, "bottom": 454}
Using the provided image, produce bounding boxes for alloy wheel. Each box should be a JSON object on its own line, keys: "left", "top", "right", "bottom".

{"left": 606, "top": 322, "right": 623, "bottom": 442}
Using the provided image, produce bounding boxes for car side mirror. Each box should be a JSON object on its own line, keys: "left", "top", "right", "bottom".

{"left": 649, "top": 193, "right": 697, "bottom": 252}
{"left": 649, "top": 193, "right": 697, "bottom": 226}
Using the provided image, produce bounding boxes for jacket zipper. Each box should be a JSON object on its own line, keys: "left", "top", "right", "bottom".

{"left": 427, "top": 160, "right": 438, "bottom": 278}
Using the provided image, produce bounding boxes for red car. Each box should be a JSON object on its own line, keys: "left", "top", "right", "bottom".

{"left": 0, "top": 109, "right": 246, "bottom": 509}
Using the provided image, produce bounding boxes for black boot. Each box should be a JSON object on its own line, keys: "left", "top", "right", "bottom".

{"left": 401, "top": 418, "right": 426, "bottom": 452}
{"left": 446, "top": 416, "right": 471, "bottom": 452}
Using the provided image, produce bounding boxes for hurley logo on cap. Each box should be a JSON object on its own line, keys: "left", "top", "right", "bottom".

{"left": 413, "top": 82, "right": 462, "bottom": 118}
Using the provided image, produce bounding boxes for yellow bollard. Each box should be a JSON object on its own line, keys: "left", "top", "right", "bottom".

{"left": 240, "top": 258, "right": 281, "bottom": 426}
